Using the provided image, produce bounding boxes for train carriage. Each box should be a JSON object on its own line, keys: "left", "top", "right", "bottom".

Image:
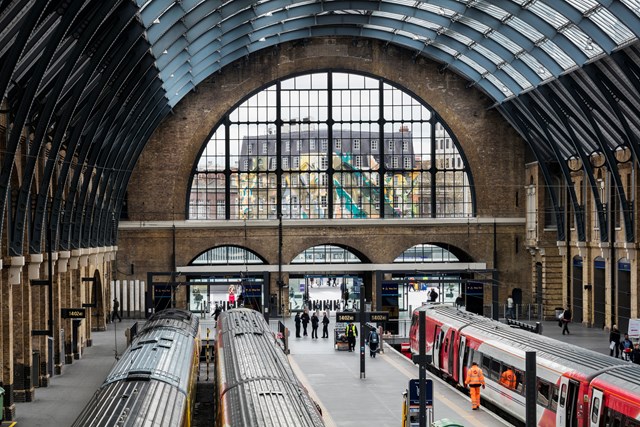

{"left": 72, "top": 309, "right": 200, "bottom": 427}
{"left": 215, "top": 308, "right": 324, "bottom": 427}
{"left": 410, "top": 305, "right": 640, "bottom": 427}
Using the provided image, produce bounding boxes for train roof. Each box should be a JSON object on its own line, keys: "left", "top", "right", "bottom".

{"left": 105, "top": 309, "right": 199, "bottom": 392}
{"left": 416, "top": 305, "right": 640, "bottom": 380}
{"left": 218, "top": 308, "right": 324, "bottom": 426}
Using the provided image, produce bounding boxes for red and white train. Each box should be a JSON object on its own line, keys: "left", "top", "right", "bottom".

{"left": 408, "top": 305, "right": 640, "bottom": 427}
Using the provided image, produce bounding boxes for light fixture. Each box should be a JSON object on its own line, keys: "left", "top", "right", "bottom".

{"left": 259, "top": 37, "right": 266, "bottom": 42}
{"left": 153, "top": 18, "right": 160, "bottom": 24}
{"left": 170, "top": 73, "right": 174, "bottom": 78}
{"left": 585, "top": 37, "right": 593, "bottom": 50}
{"left": 537, "top": 66, "right": 545, "bottom": 75}
{"left": 265, "top": 11, "right": 272, "bottom": 16}
{"left": 501, "top": 85, "right": 509, "bottom": 93}
{"left": 162, "top": 49, "right": 168, "bottom": 55}
{"left": 438, "top": 7, "right": 445, "bottom": 15}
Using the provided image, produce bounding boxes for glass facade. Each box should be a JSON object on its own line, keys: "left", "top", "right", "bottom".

{"left": 189, "top": 71, "right": 473, "bottom": 220}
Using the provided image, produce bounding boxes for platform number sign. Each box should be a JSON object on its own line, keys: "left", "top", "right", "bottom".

{"left": 409, "top": 379, "right": 433, "bottom": 406}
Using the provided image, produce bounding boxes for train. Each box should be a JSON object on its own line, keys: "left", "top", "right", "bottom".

{"left": 408, "top": 304, "right": 640, "bottom": 427}
{"left": 215, "top": 307, "right": 325, "bottom": 426}
{"left": 72, "top": 309, "right": 201, "bottom": 427}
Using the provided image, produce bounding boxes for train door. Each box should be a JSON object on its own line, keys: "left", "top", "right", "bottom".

{"left": 589, "top": 388, "right": 604, "bottom": 427}
{"left": 433, "top": 327, "right": 443, "bottom": 370}
{"left": 458, "top": 336, "right": 467, "bottom": 386}
{"left": 446, "top": 329, "right": 455, "bottom": 376}
{"left": 557, "top": 377, "right": 580, "bottom": 427}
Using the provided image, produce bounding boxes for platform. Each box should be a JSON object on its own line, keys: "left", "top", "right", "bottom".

{"left": 10, "top": 313, "right": 616, "bottom": 426}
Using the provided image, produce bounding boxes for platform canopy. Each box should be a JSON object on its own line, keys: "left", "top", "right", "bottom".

{"left": 1, "top": 0, "right": 640, "bottom": 254}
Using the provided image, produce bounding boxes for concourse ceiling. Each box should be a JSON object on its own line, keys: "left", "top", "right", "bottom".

{"left": 1, "top": 0, "right": 640, "bottom": 255}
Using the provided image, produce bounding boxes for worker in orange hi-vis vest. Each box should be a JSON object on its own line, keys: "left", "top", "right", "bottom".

{"left": 500, "top": 367, "right": 517, "bottom": 390}
{"left": 464, "top": 361, "right": 486, "bottom": 410}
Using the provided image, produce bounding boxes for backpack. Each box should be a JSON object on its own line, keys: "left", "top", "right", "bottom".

{"left": 370, "top": 331, "right": 379, "bottom": 343}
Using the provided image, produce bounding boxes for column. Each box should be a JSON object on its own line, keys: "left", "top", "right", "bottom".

{"left": 0, "top": 259, "right": 17, "bottom": 420}
{"left": 54, "top": 251, "right": 69, "bottom": 374}
{"left": 9, "top": 256, "right": 34, "bottom": 402}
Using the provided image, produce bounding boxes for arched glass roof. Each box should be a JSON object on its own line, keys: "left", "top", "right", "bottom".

{"left": 134, "top": 0, "right": 639, "bottom": 105}
{"left": 1, "top": 1, "right": 640, "bottom": 255}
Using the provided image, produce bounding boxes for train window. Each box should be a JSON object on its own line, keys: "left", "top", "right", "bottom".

{"left": 481, "top": 355, "right": 491, "bottom": 376}
{"left": 490, "top": 359, "right": 501, "bottom": 381}
{"left": 536, "top": 380, "right": 550, "bottom": 407}
{"left": 550, "top": 385, "right": 558, "bottom": 412}
{"left": 560, "top": 383, "right": 567, "bottom": 406}
{"left": 471, "top": 349, "right": 482, "bottom": 366}
{"left": 513, "top": 369, "right": 524, "bottom": 394}
{"left": 590, "top": 396, "right": 600, "bottom": 424}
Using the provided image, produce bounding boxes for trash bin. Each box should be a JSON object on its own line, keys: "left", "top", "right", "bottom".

{"left": 431, "top": 418, "right": 464, "bottom": 427}
{"left": 0, "top": 386, "right": 4, "bottom": 421}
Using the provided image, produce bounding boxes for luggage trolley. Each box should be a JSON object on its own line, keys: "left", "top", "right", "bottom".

{"left": 334, "top": 322, "right": 349, "bottom": 351}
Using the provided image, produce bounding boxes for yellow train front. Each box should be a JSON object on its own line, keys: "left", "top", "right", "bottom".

{"left": 72, "top": 309, "right": 201, "bottom": 427}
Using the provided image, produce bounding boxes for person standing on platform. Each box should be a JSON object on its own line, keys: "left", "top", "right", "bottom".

{"left": 367, "top": 327, "right": 380, "bottom": 357}
{"left": 621, "top": 333, "right": 634, "bottom": 360}
{"left": 294, "top": 312, "right": 301, "bottom": 338}
{"left": 506, "top": 294, "right": 515, "bottom": 320}
{"left": 112, "top": 298, "right": 122, "bottom": 322}
{"left": 322, "top": 311, "right": 330, "bottom": 338}
{"left": 301, "top": 309, "right": 310, "bottom": 336}
{"left": 213, "top": 304, "right": 221, "bottom": 328}
{"left": 465, "top": 362, "right": 485, "bottom": 410}
{"left": 609, "top": 325, "right": 621, "bottom": 358}
{"left": 561, "top": 307, "right": 572, "bottom": 335}
{"left": 631, "top": 343, "right": 640, "bottom": 365}
{"left": 346, "top": 322, "right": 358, "bottom": 352}
{"left": 311, "top": 311, "right": 319, "bottom": 339}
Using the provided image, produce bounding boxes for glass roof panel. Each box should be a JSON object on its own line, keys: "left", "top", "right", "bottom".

{"left": 445, "top": 29, "right": 474, "bottom": 46}
{"left": 432, "top": 41, "right": 458, "bottom": 57}
{"left": 502, "top": 63, "right": 532, "bottom": 90}
{"left": 458, "top": 54, "right": 487, "bottom": 74}
{"left": 473, "top": 43, "right": 504, "bottom": 65}
{"left": 485, "top": 73, "right": 513, "bottom": 97}
{"left": 473, "top": 1, "right": 510, "bottom": 21}
{"left": 489, "top": 30, "right": 522, "bottom": 54}
{"left": 457, "top": 15, "right": 490, "bottom": 34}
{"left": 620, "top": 0, "right": 640, "bottom": 15}
{"left": 528, "top": 2, "right": 569, "bottom": 29}
{"left": 538, "top": 38, "right": 577, "bottom": 70}
{"left": 562, "top": 23, "right": 604, "bottom": 58}
{"left": 507, "top": 15, "right": 544, "bottom": 42}
{"left": 589, "top": 8, "right": 636, "bottom": 45}
{"left": 520, "top": 52, "right": 549, "bottom": 78}
{"left": 564, "top": 0, "right": 600, "bottom": 12}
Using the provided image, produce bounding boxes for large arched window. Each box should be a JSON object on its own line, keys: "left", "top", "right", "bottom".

{"left": 189, "top": 71, "right": 474, "bottom": 219}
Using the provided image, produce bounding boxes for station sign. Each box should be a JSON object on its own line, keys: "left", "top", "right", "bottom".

{"left": 409, "top": 379, "right": 433, "bottom": 406}
{"left": 336, "top": 311, "right": 389, "bottom": 323}
{"left": 61, "top": 308, "right": 86, "bottom": 319}
{"left": 244, "top": 283, "right": 262, "bottom": 298}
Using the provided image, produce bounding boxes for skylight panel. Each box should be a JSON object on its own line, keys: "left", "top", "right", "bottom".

{"left": 620, "top": 0, "right": 640, "bottom": 15}
{"left": 489, "top": 31, "right": 522, "bottom": 54}
{"left": 588, "top": 8, "right": 636, "bottom": 46}
{"left": 473, "top": 43, "right": 505, "bottom": 65}
{"left": 457, "top": 15, "right": 490, "bottom": 34}
{"left": 502, "top": 64, "right": 533, "bottom": 90}
{"left": 458, "top": 55, "right": 487, "bottom": 75}
{"left": 404, "top": 16, "right": 440, "bottom": 30}
{"left": 564, "top": 0, "right": 599, "bottom": 13}
{"left": 528, "top": 1, "right": 569, "bottom": 29}
{"left": 485, "top": 73, "right": 513, "bottom": 97}
{"left": 473, "top": 1, "right": 509, "bottom": 21}
{"left": 538, "top": 39, "right": 576, "bottom": 70}
{"left": 507, "top": 16, "right": 544, "bottom": 42}
{"left": 562, "top": 24, "right": 604, "bottom": 58}
{"left": 445, "top": 30, "right": 474, "bottom": 46}
{"left": 431, "top": 41, "right": 458, "bottom": 57}
{"left": 519, "top": 53, "right": 550, "bottom": 79}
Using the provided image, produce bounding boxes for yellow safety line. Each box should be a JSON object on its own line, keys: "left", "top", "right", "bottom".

{"left": 288, "top": 356, "right": 337, "bottom": 427}
{"left": 381, "top": 346, "right": 510, "bottom": 427}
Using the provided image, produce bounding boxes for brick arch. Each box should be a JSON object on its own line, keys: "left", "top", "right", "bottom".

{"left": 129, "top": 37, "right": 523, "bottom": 222}
{"left": 187, "top": 245, "right": 268, "bottom": 265}
{"left": 289, "top": 243, "right": 372, "bottom": 264}
{"left": 392, "top": 242, "right": 475, "bottom": 263}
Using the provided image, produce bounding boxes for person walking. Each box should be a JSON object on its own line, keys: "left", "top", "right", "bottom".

{"left": 367, "top": 327, "right": 380, "bottom": 357}
{"left": 346, "top": 322, "right": 358, "bottom": 352}
{"left": 321, "top": 311, "right": 330, "bottom": 338}
{"left": 609, "top": 325, "right": 621, "bottom": 358}
{"left": 506, "top": 294, "right": 515, "bottom": 320}
{"left": 301, "top": 309, "right": 310, "bottom": 337}
{"left": 294, "top": 312, "right": 301, "bottom": 338}
{"left": 311, "top": 311, "right": 319, "bottom": 339}
{"left": 213, "top": 304, "right": 221, "bottom": 328}
{"left": 112, "top": 298, "right": 122, "bottom": 322}
{"left": 464, "top": 362, "right": 486, "bottom": 410}
{"left": 561, "top": 307, "right": 572, "bottom": 335}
